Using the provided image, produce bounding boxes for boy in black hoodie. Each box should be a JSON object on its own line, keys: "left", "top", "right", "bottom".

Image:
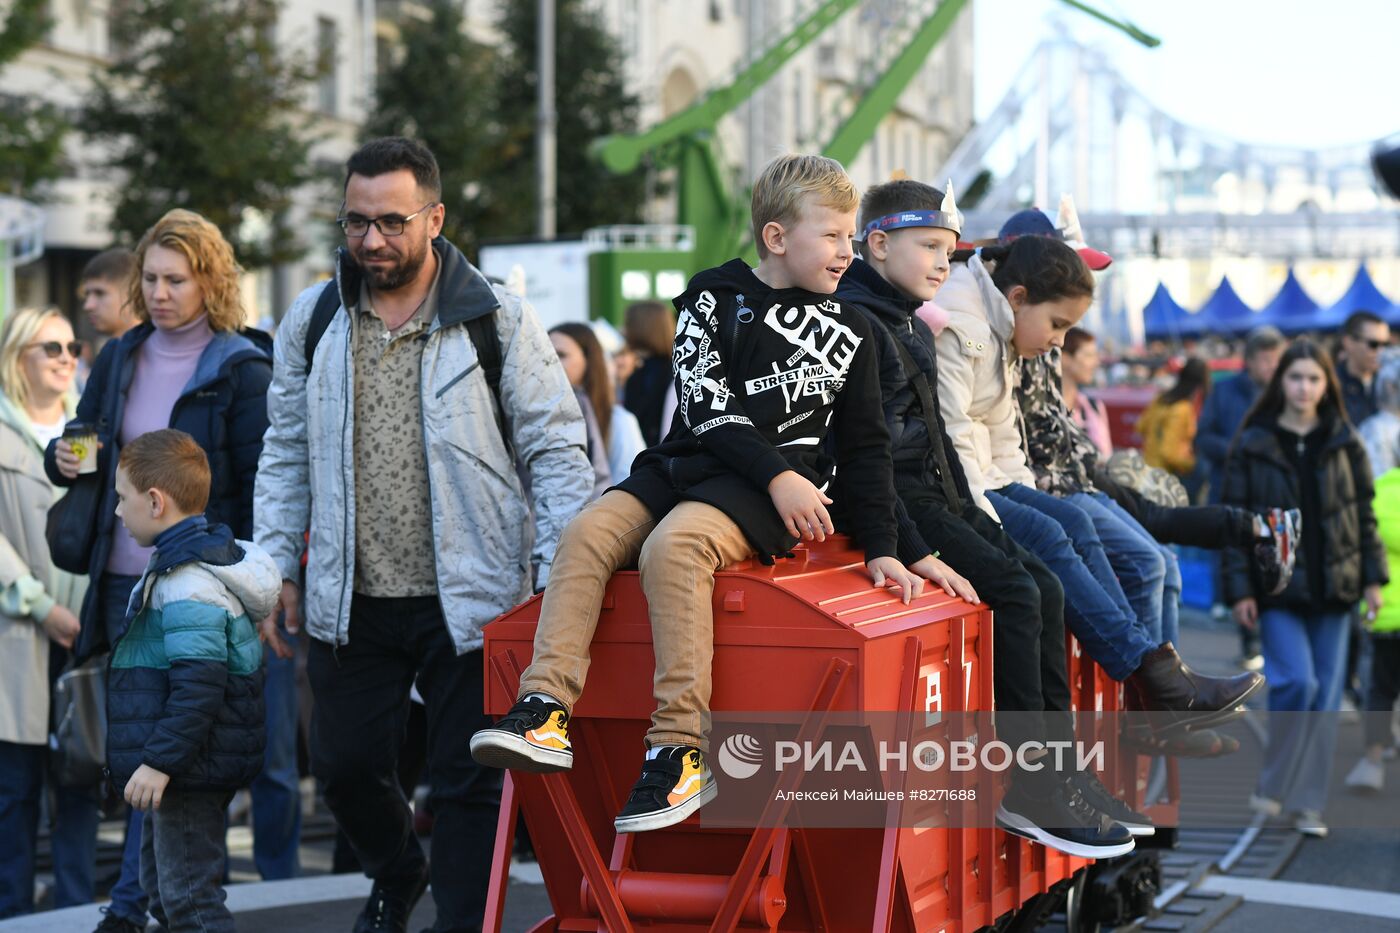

{"left": 472, "top": 154, "right": 920, "bottom": 833}
{"left": 834, "top": 179, "right": 1140, "bottom": 858}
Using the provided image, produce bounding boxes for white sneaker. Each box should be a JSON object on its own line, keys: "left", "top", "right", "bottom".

{"left": 1345, "top": 757, "right": 1384, "bottom": 793}
{"left": 1249, "top": 793, "right": 1282, "bottom": 817}
{"left": 1294, "top": 810, "right": 1328, "bottom": 838}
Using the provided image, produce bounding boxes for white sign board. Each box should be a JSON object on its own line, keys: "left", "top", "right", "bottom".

{"left": 478, "top": 239, "right": 600, "bottom": 331}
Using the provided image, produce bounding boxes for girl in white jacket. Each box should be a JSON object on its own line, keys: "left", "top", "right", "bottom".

{"left": 935, "top": 235, "right": 1261, "bottom": 730}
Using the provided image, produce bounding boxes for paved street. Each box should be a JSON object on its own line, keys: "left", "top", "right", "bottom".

{"left": 5, "top": 610, "right": 1398, "bottom": 932}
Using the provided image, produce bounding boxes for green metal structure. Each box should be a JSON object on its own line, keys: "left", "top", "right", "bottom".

{"left": 591, "top": 0, "right": 1159, "bottom": 276}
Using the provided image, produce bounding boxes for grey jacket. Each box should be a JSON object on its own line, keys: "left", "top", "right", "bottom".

{"left": 254, "top": 240, "right": 592, "bottom": 654}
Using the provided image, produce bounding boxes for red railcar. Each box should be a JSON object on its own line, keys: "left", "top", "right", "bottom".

{"left": 480, "top": 536, "right": 1174, "bottom": 932}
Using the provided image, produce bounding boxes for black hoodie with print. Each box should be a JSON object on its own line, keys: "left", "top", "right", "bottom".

{"left": 617, "top": 259, "right": 899, "bottom": 563}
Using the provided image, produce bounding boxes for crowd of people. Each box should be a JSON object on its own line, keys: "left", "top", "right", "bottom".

{"left": 0, "top": 135, "right": 1393, "bottom": 933}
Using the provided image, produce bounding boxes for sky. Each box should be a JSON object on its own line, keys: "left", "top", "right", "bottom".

{"left": 972, "top": 0, "right": 1400, "bottom": 150}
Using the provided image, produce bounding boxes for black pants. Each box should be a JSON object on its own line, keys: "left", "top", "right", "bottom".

{"left": 309, "top": 594, "right": 501, "bottom": 933}
{"left": 900, "top": 490, "right": 1074, "bottom": 749}
{"left": 1364, "top": 635, "right": 1400, "bottom": 749}
{"left": 1096, "top": 475, "right": 1255, "bottom": 549}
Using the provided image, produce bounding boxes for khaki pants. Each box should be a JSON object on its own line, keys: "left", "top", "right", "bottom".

{"left": 518, "top": 490, "right": 754, "bottom": 750}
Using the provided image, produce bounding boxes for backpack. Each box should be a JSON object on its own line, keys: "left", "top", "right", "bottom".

{"left": 302, "top": 279, "right": 505, "bottom": 428}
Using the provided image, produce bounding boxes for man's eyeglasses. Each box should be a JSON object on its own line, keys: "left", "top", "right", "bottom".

{"left": 337, "top": 203, "right": 438, "bottom": 238}
{"left": 27, "top": 340, "right": 83, "bottom": 359}
{"left": 1363, "top": 339, "right": 1388, "bottom": 351}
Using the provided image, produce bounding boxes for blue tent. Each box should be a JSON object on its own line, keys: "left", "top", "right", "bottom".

{"left": 1196, "top": 276, "right": 1259, "bottom": 337}
{"left": 1141, "top": 283, "right": 1203, "bottom": 340}
{"left": 1316, "top": 264, "right": 1397, "bottom": 330}
{"left": 1258, "top": 268, "right": 1321, "bottom": 334}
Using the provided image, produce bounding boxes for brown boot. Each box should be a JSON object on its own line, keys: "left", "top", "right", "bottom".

{"left": 1127, "top": 643, "right": 1264, "bottom": 735}
{"left": 1122, "top": 724, "right": 1242, "bottom": 758}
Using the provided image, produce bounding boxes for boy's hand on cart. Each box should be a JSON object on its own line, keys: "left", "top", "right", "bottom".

{"left": 868, "top": 556, "right": 924, "bottom": 605}
{"left": 1364, "top": 584, "right": 1383, "bottom": 627}
{"left": 768, "top": 471, "right": 834, "bottom": 542}
{"left": 1232, "top": 597, "right": 1258, "bottom": 630}
{"left": 909, "top": 554, "right": 979, "bottom": 604}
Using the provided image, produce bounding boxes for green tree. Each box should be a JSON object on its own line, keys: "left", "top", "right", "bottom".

{"left": 481, "top": 0, "right": 648, "bottom": 238}
{"left": 0, "top": 0, "right": 69, "bottom": 199}
{"left": 83, "top": 0, "right": 320, "bottom": 267}
{"left": 366, "top": 0, "right": 494, "bottom": 257}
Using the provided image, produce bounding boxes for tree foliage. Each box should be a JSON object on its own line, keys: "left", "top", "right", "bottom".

{"left": 483, "top": 0, "right": 647, "bottom": 237}
{"left": 369, "top": 0, "right": 649, "bottom": 254}
{"left": 83, "top": 0, "right": 320, "bottom": 267}
{"left": 366, "top": 0, "right": 494, "bottom": 256}
{"left": 0, "top": 0, "right": 69, "bottom": 199}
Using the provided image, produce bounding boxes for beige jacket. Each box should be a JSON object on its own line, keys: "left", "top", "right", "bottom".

{"left": 934, "top": 255, "right": 1037, "bottom": 520}
{"left": 0, "top": 392, "right": 85, "bottom": 745}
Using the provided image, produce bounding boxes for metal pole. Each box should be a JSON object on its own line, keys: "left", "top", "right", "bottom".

{"left": 537, "top": 0, "right": 557, "bottom": 240}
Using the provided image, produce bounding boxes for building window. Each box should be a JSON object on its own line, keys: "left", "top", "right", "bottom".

{"left": 316, "top": 16, "right": 337, "bottom": 116}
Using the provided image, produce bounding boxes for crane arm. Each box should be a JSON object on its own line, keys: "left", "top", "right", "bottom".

{"left": 592, "top": 0, "right": 859, "bottom": 174}
{"left": 823, "top": 0, "right": 1158, "bottom": 168}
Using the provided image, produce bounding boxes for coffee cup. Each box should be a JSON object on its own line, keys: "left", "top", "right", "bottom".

{"left": 62, "top": 421, "right": 98, "bottom": 475}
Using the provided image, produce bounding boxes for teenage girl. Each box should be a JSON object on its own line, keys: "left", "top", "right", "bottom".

{"left": 1224, "top": 338, "right": 1386, "bottom": 837}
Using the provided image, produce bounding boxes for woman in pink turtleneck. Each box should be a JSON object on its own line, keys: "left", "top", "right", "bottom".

{"left": 44, "top": 210, "right": 272, "bottom": 926}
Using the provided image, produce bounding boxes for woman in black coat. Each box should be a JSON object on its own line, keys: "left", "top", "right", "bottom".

{"left": 1223, "top": 338, "right": 1387, "bottom": 837}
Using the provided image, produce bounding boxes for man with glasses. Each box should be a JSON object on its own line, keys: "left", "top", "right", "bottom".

{"left": 254, "top": 137, "right": 591, "bottom": 933}
{"left": 1338, "top": 310, "right": 1392, "bottom": 429}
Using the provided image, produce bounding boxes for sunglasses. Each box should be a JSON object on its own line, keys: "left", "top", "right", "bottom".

{"left": 1362, "top": 339, "right": 1388, "bottom": 351}
{"left": 27, "top": 340, "right": 83, "bottom": 359}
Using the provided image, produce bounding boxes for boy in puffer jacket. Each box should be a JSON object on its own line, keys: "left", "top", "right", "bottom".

{"left": 107, "top": 429, "right": 280, "bottom": 933}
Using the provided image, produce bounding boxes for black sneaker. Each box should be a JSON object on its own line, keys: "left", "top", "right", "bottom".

{"left": 469, "top": 696, "right": 573, "bottom": 772}
{"left": 94, "top": 909, "right": 144, "bottom": 933}
{"left": 353, "top": 863, "right": 429, "bottom": 933}
{"left": 996, "top": 776, "right": 1136, "bottom": 859}
{"left": 1255, "top": 508, "right": 1301, "bottom": 596}
{"left": 1073, "top": 770, "right": 1155, "bottom": 837}
{"left": 613, "top": 746, "right": 717, "bottom": 833}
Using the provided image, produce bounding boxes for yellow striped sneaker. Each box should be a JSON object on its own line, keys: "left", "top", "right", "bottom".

{"left": 469, "top": 696, "right": 573, "bottom": 772}
{"left": 613, "top": 746, "right": 717, "bottom": 833}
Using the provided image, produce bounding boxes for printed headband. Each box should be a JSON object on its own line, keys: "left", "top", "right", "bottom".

{"left": 862, "top": 180, "right": 962, "bottom": 240}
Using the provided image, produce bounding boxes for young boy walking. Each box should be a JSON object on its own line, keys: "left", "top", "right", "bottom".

{"left": 107, "top": 429, "right": 280, "bottom": 931}
{"left": 834, "top": 178, "right": 1139, "bottom": 857}
{"left": 472, "top": 153, "right": 921, "bottom": 833}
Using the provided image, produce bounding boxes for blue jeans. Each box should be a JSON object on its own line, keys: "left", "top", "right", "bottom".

{"left": 251, "top": 634, "right": 301, "bottom": 880}
{"left": 0, "top": 741, "right": 100, "bottom": 917}
{"left": 1257, "top": 608, "right": 1350, "bottom": 813}
{"left": 988, "top": 485, "right": 1155, "bottom": 681}
{"left": 1068, "top": 491, "right": 1177, "bottom": 644}
{"left": 99, "top": 572, "right": 150, "bottom": 925}
{"left": 140, "top": 790, "right": 236, "bottom": 933}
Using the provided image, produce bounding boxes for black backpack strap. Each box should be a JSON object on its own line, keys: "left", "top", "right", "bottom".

{"left": 302, "top": 280, "right": 342, "bottom": 376}
{"left": 465, "top": 312, "right": 503, "bottom": 404}
{"left": 465, "top": 310, "right": 508, "bottom": 441}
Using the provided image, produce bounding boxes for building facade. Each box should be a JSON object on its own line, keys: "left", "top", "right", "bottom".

{"left": 6, "top": 0, "right": 974, "bottom": 327}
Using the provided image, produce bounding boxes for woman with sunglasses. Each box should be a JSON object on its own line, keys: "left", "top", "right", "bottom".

{"left": 0, "top": 308, "right": 95, "bottom": 916}
{"left": 43, "top": 209, "right": 272, "bottom": 931}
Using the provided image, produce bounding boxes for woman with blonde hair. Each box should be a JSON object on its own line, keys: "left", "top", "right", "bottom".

{"left": 44, "top": 209, "right": 273, "bottom": 929}
{"left": 0, "top": 307, "right": 95, "bottom": 916}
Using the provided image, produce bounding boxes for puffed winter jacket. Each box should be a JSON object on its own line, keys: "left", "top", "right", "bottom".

{"left": 1221, "top": 416, "right": 1387, "bottom": 608}
{"left": 934, "top": 254, "right": 1037, "bottom": 520}
{"left": 107, "top": 517, "right": 279, "bottom": 792}
{"left": 253, "top": 238, "right": 592, "bottom": 654}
